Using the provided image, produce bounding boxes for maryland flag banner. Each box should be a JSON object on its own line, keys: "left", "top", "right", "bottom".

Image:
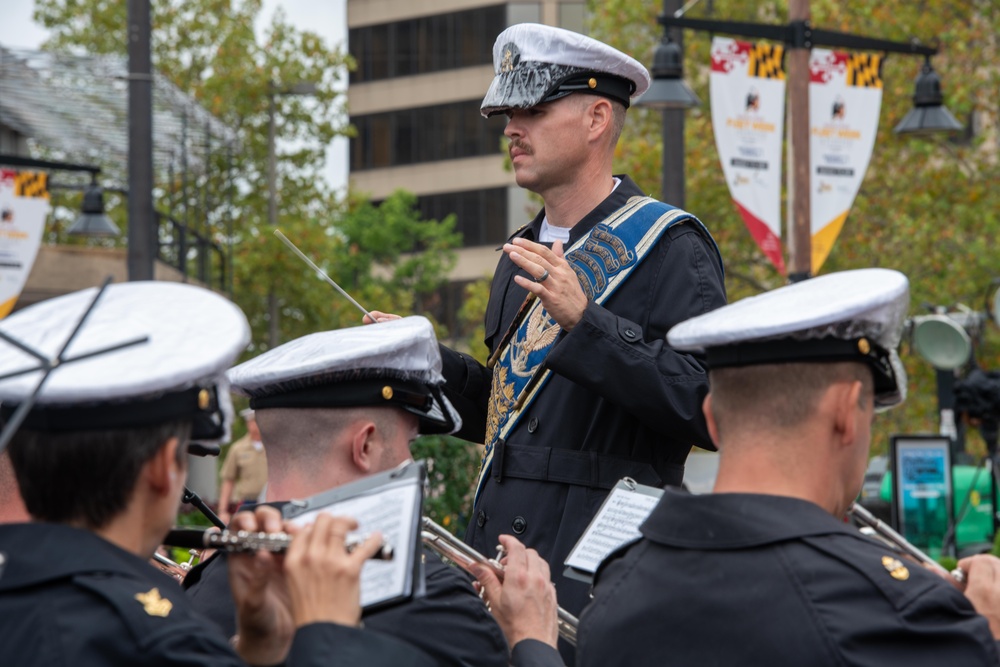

{"left": 710, "top": 37, "right": 787, "bottom": 274}
{"left": 809, "top": 49, "right": 883, "bottom": 273}
{"left": 0, "top": 170, "right": 50, "bottom": 318}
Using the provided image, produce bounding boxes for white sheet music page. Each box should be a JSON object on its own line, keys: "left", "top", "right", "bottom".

{"left": 287, "top": 482, "right": 419, "bottom": 608}
{"left": 564, "top": 486, "right": 660, "bottom": 574}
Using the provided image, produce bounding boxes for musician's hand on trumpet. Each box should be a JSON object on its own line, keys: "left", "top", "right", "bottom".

{"left": 958, "top": 554, "right": 1000, "bottom": 639}
{"left": 471, "top": 535, "right": 560, "bottom": 651}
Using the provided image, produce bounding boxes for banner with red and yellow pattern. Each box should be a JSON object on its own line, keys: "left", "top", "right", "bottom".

{"left": 710, "top": 37, "right": 787, "bottom": 275}
{"left": 0, "top": 169, "right": 50, "bottom": 318}
{"left": 809, "top": 49, "right": 883, "bottom": 273}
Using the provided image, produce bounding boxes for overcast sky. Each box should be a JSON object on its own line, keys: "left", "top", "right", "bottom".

{"left": 0, "top": 0, "right": 349, "bottom": 190}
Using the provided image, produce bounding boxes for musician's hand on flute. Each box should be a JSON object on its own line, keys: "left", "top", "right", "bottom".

{"left": 471, "top": 535, "right": 559, "bottom": 650}
{"left": 283, "top": 514, "right": 383, "bottom": 629}
{"left": 362, "top": 310, "right": 402, "bottom": 325}
{"left": 958, "top": 554, "right": 1000, "bottom": 639}
{"left": 229, "top": 506, "right": 295, "bottom": 666}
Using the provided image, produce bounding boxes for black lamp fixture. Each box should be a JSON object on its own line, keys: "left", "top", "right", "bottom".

{"left": 67, "top": 174, "right": 120, "bottom": 237}
{"left": 635, "top": 34, "right": 701, "bottom": 110}
{"left": 894, "top": 57, "right": 964, "bottom": 135}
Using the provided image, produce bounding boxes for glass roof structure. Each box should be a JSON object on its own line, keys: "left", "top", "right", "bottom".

{"left": 0, "top": 45, "right": 238, "bottom": 186}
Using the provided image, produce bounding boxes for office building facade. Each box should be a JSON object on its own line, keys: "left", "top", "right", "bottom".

{"left": 347, "top": 0, "right": 587, "bottom": 330}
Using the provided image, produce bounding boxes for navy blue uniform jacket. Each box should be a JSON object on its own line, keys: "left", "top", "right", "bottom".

{"left": 441, "top": 175, "right": 726, "bottom": 619}
{"left": 577, "top": 489, "right": 1000, "bottom": 666}
{"left": 0, "top": 522, "right": 432, "bottom": 667}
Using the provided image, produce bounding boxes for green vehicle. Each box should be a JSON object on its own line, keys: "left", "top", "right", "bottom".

{"left": 874, "top": 463, "right": 995, "bottom": 558}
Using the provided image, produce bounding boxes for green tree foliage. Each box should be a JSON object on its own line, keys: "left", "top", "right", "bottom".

{"left": 412, "top": 435, "right": 482, "bottom": 536}
{"left": 589, "top": 0, "right": 1000, "bottom": 457}
{"left": 33, "top": 0, "right": 461, "bottom": 350}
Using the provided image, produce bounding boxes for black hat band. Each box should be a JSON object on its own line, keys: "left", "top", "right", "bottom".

{"left": 706, "top": 336, "right": 897, "bottom": 395}
{"left": 1, "top": 385, "right": 225, "bottom": 441}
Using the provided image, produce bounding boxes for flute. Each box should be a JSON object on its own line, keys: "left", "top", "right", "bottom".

{"left": 164, "top": 527, "right": 394, "bottom": 560}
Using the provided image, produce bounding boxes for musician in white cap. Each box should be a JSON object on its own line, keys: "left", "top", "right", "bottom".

{"left": 0, "top": 282, "right": 433, "bottom": 667}
{"left": 572, "top": 268, "right": 1000, "bottom": 665}
{"left": 365, "top": 26, "right": 727, "bottom": 657}
{"left": 184, "top": 316, "right": 510, "bottom": 667}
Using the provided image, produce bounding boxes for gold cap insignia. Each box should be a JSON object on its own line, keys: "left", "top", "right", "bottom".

{"left": 882, "top": 555, "right": 909, "bottom": 580}
{"left": 501, "top": 50, "right": 514, "bottom": 73}
{"left": 198, "top": 388, "right": 211, "bottom": 410}
{"left": 382, "top": 386, "right": 394, "bottom": 400}
{"left": 858, "top": 338, "right": 871, "bottom": 355}
{"left": 135, "top": 587, "right": 173, "bottom": 617}
{"left": 588, "top": 77, "right": 598, "bottom": 89}
{"left": 499, "top": 43, "right": 520, "bottom": 74}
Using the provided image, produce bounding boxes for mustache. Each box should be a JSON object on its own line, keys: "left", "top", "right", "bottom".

{"left": 509, "top": 140, "right": 532, "bottom": 156}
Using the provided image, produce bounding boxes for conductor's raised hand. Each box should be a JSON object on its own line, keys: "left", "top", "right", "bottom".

{"left": 505, "top": 237, "right": 587, "bottom": 331}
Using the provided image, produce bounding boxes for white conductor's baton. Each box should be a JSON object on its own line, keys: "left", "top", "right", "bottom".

{"left": 273, "top": 229, "right": 374, "bottom": 321}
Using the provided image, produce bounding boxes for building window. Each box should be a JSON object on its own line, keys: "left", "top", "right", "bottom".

{"left": 350, "top": 5, "right": 505, "bottom": 84}
{"left": 558, "top": 2, "right": 587, "bottom": 34}
{"left": 507, "top": 3, "right": 541, "bottom": 25}
{"left": 350, "top": 101, "right": 507, "bottom": 171}
{"left": 373, "top": 187, "right": 509, "bottom": 249}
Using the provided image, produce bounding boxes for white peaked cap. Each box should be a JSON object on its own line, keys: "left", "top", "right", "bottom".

{"left": 228, "top": 316, "right": 461, "bottom": 435}
{"left": 481, "top": 23, "right": 651, "bottom": 117}
{"left": 668, "top": 268, "right": 911, "bottom": 409}
{"left": 0, "top": 281, "right": 250, "bottom": 442}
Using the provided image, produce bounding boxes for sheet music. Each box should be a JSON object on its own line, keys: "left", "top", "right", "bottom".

{"left": 287, "top": 482, "right": 419, "bottom": 607}
{"left": 564, "top": 486, "right": 660, "bottom": 574}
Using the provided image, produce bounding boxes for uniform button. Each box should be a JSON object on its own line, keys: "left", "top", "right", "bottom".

{"left": 511, "top": 516, "right": 527, "bottom": 534}
{"left": 527, "top": 417, "right": 538, "bottom": 433}
{"left": 623, "top": 328, "right": 637, "bottom": 340}
{"left": 477, "top": 510, "right": 486, "bottom": 527}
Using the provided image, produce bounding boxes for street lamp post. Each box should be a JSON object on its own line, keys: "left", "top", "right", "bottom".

{"left": 265, "top": 81, "right": 318, "bottom": 347}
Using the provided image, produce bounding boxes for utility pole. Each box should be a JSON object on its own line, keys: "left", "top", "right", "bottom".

{"left": 662, "top": 0, "right": 686, "bottom": 209}
{"left": 786, "top": 0, "right": 812, "bottom": 282}
{"left": 267, "top": 86, "right": 279, "bottom": 347}
{"left": 127, "top": 0, "right": 154, "bottom": 281}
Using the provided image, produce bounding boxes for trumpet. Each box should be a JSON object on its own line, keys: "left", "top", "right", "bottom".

{"left": 152, "top": 550, "right": 198, "bottom": 583}
{"left": 420, "top": 516, "right": 579, "bottom": 646}
{"left": 848, "top": 503, "right": 965, "bottom": 584}
{"left": 163, "top": 528, "right": 395, "bottom": 560}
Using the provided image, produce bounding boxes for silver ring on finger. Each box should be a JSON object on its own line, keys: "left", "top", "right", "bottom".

{"left": 536, "top": 269, "right": 550, "bottom": 283}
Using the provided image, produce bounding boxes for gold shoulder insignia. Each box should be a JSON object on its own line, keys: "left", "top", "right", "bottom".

{"left": 881, "top": 555, "right": 909, "bottom": 581}
{"left": 135, "top": 587, "right": 173, "bottom": 617}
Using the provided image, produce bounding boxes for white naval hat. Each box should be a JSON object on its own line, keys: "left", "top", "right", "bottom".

{"left": 0, "top": 281, "right": 250, "bottom": 443}
{"left": 227, "top": 316, "right": 461, "bottom": 435}
{"left": 481, "top": 23, "right": 651, "bottom": 118}
{"left": 668, "top": 269, "right": 911, "bottom": 409}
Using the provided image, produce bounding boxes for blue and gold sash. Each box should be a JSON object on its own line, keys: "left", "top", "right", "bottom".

{"left": 475, "top": 196, "right": 720, "bottom": 504}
